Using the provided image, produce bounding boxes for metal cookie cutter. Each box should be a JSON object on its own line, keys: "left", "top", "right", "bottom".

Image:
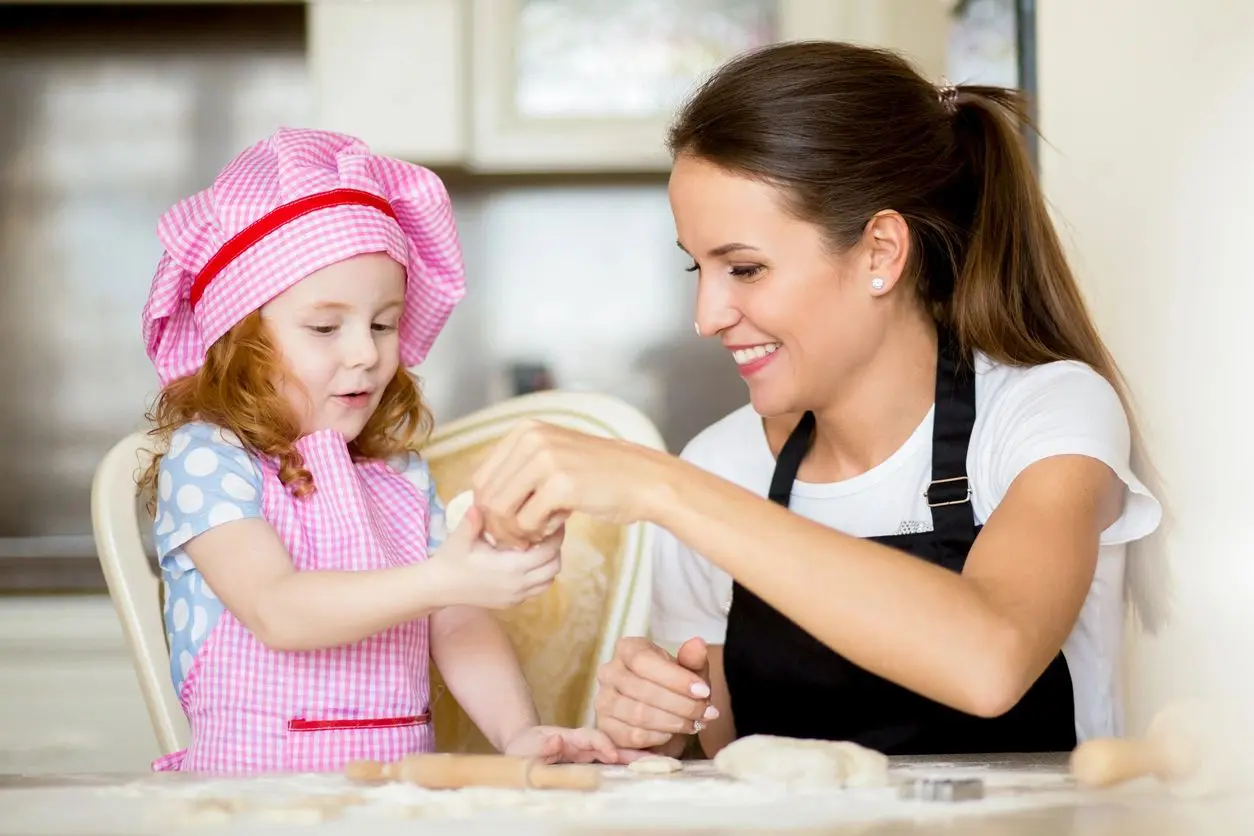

{"left": 898, "top": 777, "right": 985, "bottom": 802}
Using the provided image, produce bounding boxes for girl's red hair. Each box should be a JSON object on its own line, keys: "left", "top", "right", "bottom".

{"left": 138, "top": 311, "right": 433, "bottom": 512}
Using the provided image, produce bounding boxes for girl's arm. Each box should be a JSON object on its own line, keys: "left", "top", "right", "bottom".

{"left": 428, "top": 605, "right": 539, "bottom": 750}
{"left": 183, "top": 518, "right": 461, "bottom": 651}
{"left": 184, "top": 506, "right": 558, "bottom": 652}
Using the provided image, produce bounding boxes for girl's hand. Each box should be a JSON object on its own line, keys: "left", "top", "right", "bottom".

{"left": 426, "top": 505, "right": 563, "bottom": 610}
{"left": 503, "top": 725, "right": 623, "bottom": 764}
{"left": 470, "top": 420, "right": 671, "bottom": 549}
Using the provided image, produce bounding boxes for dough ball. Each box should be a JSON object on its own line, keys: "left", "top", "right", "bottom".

{"left": 713, "top": 734, "right": 889, "bottom": 790}
{"left": 627, "top": 755, "right": 683, "bottom": 775}
{"left": 444, "top": 490, "right": 496, "bottom": 546}
{"left": 444, "top": 490, "right": 475, "bottom": 532}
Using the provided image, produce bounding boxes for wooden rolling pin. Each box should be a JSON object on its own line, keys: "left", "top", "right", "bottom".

{"left": 1070, "top": 699, "right": 1238, "bottom": 797}
{"left": 345, "top": 753, "right": 602, "bottom": 792}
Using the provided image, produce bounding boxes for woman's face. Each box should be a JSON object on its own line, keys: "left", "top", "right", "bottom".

{"left": 668, "top": 154, "right": 892, "bottom": 418}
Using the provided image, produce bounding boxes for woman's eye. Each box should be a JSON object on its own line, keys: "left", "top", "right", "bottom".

{"left": 684, "top": 261, "right": 699, "bottom": 273}
{"left": 730, "top": 265, "right": 764, "bottom": 280}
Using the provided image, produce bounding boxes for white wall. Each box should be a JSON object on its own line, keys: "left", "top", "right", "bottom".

{"left": 1038, "top": 2, "right": 1254, "bottom": 736}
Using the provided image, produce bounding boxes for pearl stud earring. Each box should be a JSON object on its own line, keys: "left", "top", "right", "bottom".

{"left": 870, "top": 277, "right": 886, "bottom": 292}
{"left": 694, "top": 321, "right": 701, "bottom": 335}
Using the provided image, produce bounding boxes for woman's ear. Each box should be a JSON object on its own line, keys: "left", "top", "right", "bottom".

{"left": 862, "top": 210, "right": 910, "bottom": 295}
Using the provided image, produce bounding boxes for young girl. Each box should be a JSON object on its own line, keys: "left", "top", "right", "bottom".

{"left": 138, "top": 128, "right": 619, "bottom": 773}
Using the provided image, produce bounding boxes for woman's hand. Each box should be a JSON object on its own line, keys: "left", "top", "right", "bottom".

{"left": 470, "top": 420, "right": 672, "bottom": 549}
{"left": 594, "top": 637, "right": 719, "bottom": 753}
{"left": 502, "top": 725, "right": 623, "bottom": 764}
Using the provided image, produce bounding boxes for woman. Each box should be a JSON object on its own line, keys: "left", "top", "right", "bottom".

{"left": 470, "top": 40, "right": 1162, "bottom": 759}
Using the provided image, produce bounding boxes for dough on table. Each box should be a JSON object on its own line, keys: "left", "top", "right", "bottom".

{"left": 627, "top": 755, "right": 683, "bottom": 774}
{"left": 713, "top": 735, "right": 889, "bottom": 789}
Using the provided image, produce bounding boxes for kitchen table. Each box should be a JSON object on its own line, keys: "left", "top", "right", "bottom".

{"left": 0, "top": 753, "right": 1248, "bottom": 835}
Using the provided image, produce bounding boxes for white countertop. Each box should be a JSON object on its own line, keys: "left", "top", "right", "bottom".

{"left": 1, "top": 754, "right": 1248, "bottom": 835}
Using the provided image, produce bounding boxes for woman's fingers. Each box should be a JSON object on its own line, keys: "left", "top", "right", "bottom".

{"left": 619, "top": 640, "right": 712, "bottom": 701}
{"left": 602, "top": 666, "right": 713, "bottom": 732}
{"left": 594, "top": 713, "right": 673, "bottom": 751}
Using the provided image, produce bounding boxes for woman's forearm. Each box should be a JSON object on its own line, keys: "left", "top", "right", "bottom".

{"left": 430, "top": 606, "right": 539, "bottom": 751}
{"left": 643, "top": 457, "right": 1015, "bottom": 715}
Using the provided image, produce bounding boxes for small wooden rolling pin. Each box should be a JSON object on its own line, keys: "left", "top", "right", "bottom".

{"left": 1070, "top": 699, "right": 1242, "bottom": 797}
{"left": 345, "top": 753, "right": 602, "bottom": 792}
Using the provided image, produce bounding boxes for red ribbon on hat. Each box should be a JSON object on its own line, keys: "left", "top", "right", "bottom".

{"left": 188, "top": 188, "right": 398, "bottom": 309}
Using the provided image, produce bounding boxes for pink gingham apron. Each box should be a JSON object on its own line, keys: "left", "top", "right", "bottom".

{"left": 151, "top": 430, "right": 436, "bottom": 773}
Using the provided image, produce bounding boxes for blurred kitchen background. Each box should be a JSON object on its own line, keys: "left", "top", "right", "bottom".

{"left": 4, "top": 0, "right": 1254, "bottom": 785}
{"left": 0, "top": 0, "right": 1025, "bottom": 595}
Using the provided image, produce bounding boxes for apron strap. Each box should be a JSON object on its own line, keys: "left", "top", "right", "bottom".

{"left": 768, "top": 410, "right": 815, "bottom": 506}
{"left": 926, "top": 328, "right": 978, "bottom": 551}
{"left": 766, "top": 327, "right": 978, "bottom": 547}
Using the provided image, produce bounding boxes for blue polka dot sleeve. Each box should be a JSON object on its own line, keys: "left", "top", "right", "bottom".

{"left": 426, "top": 477, "right": 448, "bottom": 554}
{"left": 154, "top": 422, "right": 264, "bottom": 568}
{"left": 154, "top": 422, "right": 264, "bottom": 694}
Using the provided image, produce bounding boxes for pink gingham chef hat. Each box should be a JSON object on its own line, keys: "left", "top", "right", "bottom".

{"left": 141, "top": 127, "right": 466, "bottom": 386}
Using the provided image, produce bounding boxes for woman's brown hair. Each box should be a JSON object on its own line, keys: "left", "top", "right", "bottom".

{"left": 137, "top": 311, "right": 433, "bottom": 512}
{"left": 669, "top": 40, "right": 1170, "bottom": 629}
{"left": 669, "top": 40, "right": 1121, "bottom": 382}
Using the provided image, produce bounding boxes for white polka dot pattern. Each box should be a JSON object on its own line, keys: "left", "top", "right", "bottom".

{"left": 155, "top": 422, "right": 266, "bottom": 696}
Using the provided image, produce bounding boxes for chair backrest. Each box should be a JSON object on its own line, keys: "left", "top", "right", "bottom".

{"left": 421, "top": 390, "right": 664, "bottom": 750}
{"left": 92, "top": 390, "right": 664, "bottom": 757}
{"left": 90, "top": 432, "right": 189, "bottom": 756}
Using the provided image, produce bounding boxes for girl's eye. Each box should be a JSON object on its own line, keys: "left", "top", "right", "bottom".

{"left": 372, "top": 322, "right": 398, "bottom": 333}
{"left": 308, "top": 325, "right": 337, "bottom": 335}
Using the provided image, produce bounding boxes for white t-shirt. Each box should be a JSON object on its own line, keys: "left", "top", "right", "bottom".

{"left": 648, "top": 355, "right": 1163, "bottom": 743}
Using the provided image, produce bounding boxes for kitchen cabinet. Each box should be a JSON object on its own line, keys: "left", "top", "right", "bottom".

{"left": 307, "top": 0, "right": 467, "bottom": 167}
{"left": 307, "top": 0, "right": 952, "bottom": 174}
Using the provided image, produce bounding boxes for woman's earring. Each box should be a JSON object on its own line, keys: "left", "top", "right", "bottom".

{"left": 693, "top": 321, "right": 701, "bottom": 335}
{"left": 870, "top": 277, "right": 887, "bottom": 292}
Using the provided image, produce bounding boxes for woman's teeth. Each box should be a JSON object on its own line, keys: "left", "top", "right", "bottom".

{"left": 732, "top": 343, "right": 779, "bottom": 365}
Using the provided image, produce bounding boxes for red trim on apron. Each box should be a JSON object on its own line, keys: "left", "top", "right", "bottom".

{"left": 286, "top": 713, "right": 430, "bottom": 732}
{"left": 188, "top": 188, "right": 398, "bottom": 309}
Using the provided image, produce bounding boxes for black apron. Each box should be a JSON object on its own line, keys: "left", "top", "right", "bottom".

{"left": 722, "top": 330, "right": 1076, "bottom": 755}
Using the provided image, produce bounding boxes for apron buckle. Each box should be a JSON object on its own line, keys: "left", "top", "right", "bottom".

{"left": 924, "top": 476, "right": 972, "bottom": 508}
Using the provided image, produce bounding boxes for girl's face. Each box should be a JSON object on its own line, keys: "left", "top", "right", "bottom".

{"left": 260, "top": 253, "right": 405, "bottom": 441}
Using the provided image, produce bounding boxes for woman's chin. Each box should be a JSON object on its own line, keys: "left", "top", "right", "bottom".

{"left": 746, "top": 385, "right": 796, "bottom": 419}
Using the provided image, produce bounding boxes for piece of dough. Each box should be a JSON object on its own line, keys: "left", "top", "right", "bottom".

{"left": 445, "top": 490, "right": 474, "bottom": 532}
{"left": 627, "top": 755, "right": 683, "bottom": 774}
{"left": 713, "top": 734, "right": 889, "bottom": 789}
{"left": 444, "top": 489, "right": 563, "bottom": 543}
{"left": 444, "top": 490, "right": 497, "bottom": 546}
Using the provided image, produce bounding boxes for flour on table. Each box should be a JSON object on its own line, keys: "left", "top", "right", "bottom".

{"left": 627, "top": 755, "right": 683, "bottom": 774}
{"left": 713, "top": 735, "right": 889, "bottom": 789}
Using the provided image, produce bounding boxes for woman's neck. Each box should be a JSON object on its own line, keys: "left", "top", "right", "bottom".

{"left": 777, "top": 312, "right": 939, "bottom": 484}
